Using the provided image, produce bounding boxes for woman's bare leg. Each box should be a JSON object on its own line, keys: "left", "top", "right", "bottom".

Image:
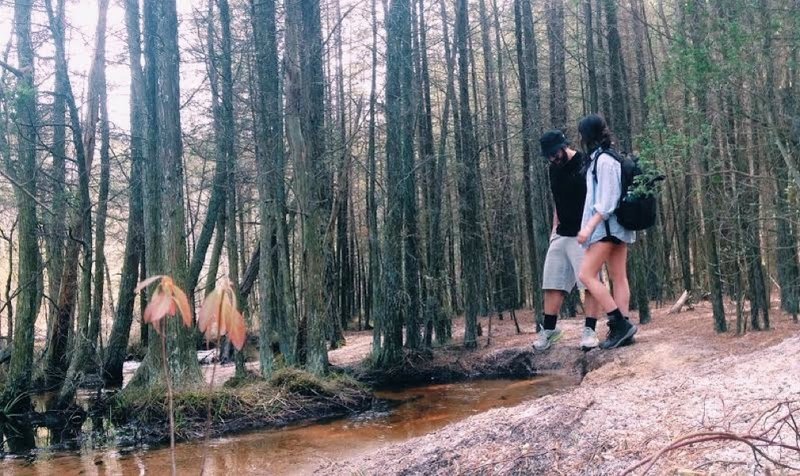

{"left": 578, "top": 242, "right": 617, "bottom": 313}
{"left": 606, "top": 244, "right": 630, "bottom": 315}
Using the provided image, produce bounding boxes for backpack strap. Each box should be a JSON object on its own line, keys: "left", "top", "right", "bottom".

{"left": 591, "top": 148, "right": 616, "bottom": 239}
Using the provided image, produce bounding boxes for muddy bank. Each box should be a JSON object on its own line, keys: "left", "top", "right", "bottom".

{"left": 108, "top": 368, "right": 372, "bottom": 447}
{"left": 342, "top": 343, "right": 602, "bottom": 389}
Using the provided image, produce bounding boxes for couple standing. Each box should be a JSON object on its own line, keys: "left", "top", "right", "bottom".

{"left": 534, "top": 114, "right": 637, "bottom": 351}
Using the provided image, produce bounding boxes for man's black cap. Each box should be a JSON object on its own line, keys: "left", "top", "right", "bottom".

{"left": 540, "top": 130, "right": 569, "bottom": 158}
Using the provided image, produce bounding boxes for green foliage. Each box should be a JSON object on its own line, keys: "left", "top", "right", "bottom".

{"left": 626, "top": 159, "right": 663, "bottom": 200}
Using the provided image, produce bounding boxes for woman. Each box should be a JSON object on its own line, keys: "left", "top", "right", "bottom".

{"left": 576, "top": 114, "right": 637, "bottom": 349}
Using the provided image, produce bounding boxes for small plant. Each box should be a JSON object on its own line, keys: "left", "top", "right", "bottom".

{"left": 197, "top": 277, "right": 246, "bottom": 475}
{"left": 197, "top": 277, "right": 246, "bottom": 351}
{"left": 134, "top": 275, "right": 193, "bottom": 476}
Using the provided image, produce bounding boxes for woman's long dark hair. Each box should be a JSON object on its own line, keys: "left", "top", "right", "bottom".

{"left": 578, "top": 114, "right": 613, "bottom": 152}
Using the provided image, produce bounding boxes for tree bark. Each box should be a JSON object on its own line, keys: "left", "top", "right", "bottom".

{"left": 455, "top": 0, "right": 482, "bottom": 349}
{"left": 547, "top": 0, "right": 568, "bottom": 130}
{"left": 58, "top": 0, "right": 112, "bottom": 407}
{"left": 129, "top": 0, "right": 201, "bottom": 388}
{"left": 1, "top": 0, "right": 42, "bottom": 430}
{"left": 375, "top": 0, "right": 414, "bottom": 365}
{"left": 43, "top": 0, "right": 93, "bottom": 389}
{"left": 284, "top": 0, "right": 330, "bottom": 375}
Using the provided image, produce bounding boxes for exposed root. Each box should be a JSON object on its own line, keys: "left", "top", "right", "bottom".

{"left": 624, "top": 400, "right": 800, "bottom": 475}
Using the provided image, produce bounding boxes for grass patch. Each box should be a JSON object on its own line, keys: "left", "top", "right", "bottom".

{"left": 110, "top": 369, "right": 370, "bottom": 444}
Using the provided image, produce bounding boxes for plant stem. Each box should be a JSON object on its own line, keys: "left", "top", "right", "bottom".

{"left": 199, "top": 295, "right": 224, "bottom": 475}
{"left": 161, "top": 321, "right": 177, "bottom": 476}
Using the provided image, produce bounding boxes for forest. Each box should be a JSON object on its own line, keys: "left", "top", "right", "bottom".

{"left": 0, "top": 0, "right": 799, "bottom": 472}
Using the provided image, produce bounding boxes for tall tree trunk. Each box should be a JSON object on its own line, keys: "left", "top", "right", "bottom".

{"left": 584, "top": 0, "right": 599, "bottom": 112}
{"left": 1, "top": 0, "right": 42, "bottom": 436}
{"left": 602, "top": 0, "right": 631, "bottom": 152}
{"left": 45, "top": 1, "right": 67, "bottom": 343}
{"left": 284, "top": 0, "right": 330, "bottom": 375}
{"left": 375, "top": 0, "right": 413, "bottom": 365}
{"left": 419, "top": 0, "right": 447, "bottom": 346}
{"left": 366, "top": 0, "right": 381, "bottom": 345}
{"left": 103, "top": 0, "right": 147, "bottom": 386}
{"left": 439, "top": 0, "right": 460, "bottom": 330}
{"left": 547, "top": 0, "right": 568, "bottom": 129}
{"left": 43, "top": 0, "right": 92, "bottom": 389}
{"left": 514, "top": 0, "right": 544, "bottom": 323}
{"left": 402, "top": 1, "right": 422, "bottom": 351}
{"left": 455, "top": 0, "right": 482, "bottom": 349}
{"left": 252, "top": 0, "right": 293, "bottom": 374}
{"left": 58, "top": 0, "right": 112, "bottom": 407}
{"left": 594, "top": 0, "right": 611, "bottom": 119}
{"left": 129, "top": 0, "right": 201, "bottom": 388}
{"left": 333, "top": 0, "right": 349, "bottom": 347}
{"left": 685, "top": 0, "right": 726, "bottom": 332}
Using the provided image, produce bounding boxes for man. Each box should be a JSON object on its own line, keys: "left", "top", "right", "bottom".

{"left": 533, "top": 130, "right": 600, "bottom": 351}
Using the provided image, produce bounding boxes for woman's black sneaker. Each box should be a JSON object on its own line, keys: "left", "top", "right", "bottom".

{"left": 600, "top": 317, "right": 638, "bottom": 349}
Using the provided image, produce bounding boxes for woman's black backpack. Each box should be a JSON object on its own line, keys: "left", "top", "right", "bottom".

{"left": 592, "top": 148, "right": 664, "bottom": 231}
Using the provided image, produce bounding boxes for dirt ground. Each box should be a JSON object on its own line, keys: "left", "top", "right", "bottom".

{"left": 315, "top": 299, "right": 800, "bottom": 475}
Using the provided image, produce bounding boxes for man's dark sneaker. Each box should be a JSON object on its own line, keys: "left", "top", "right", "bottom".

{"left": 620, "top": 316, "right": 636, "bottom": 346}
{"left": 620, "top": 335, "right": 636, "bottom": 346}
{"left": 600, "top": 316, "right": 638, "bottom": 349}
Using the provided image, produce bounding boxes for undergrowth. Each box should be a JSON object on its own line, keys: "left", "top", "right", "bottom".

{"left": 110, "top": 369, "right": 369, "bottom": 443}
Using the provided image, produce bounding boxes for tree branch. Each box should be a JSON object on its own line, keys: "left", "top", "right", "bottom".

{"left": 0, "top": 167, "right": 56, "bottom": 216}
{"left": 0, "top": 59, "right": 24, "bottom": 78}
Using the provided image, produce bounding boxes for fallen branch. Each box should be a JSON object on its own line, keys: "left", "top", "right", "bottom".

{"left": 623, "top": 401, "right": 800, "bottom": 475}
{"left": 668, "top": 290, "right": 690, "bottom": 315}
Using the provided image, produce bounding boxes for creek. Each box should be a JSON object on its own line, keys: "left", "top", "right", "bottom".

{"left": 1, "top": 375, "right": 570, "bottom": 475}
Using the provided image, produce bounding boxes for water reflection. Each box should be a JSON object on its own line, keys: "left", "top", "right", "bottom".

{"left": 2, "top": 376, "right": 572, "bottom": 475}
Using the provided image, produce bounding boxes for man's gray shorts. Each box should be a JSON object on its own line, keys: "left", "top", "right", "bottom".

{"left": 542, "top": 234, "right": 585, "bottom": 292}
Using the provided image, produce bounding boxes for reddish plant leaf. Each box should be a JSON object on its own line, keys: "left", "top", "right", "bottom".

{"left": 198, "top": 278, "right": 247, "bottom": 349}
{"left": 144, "top": 290, "right": 173, "bottom": 327}
{"left": 226, "top": 308, "right": 246, "bottom": 351}
{"left": 198, "top": 289, "right": 222, "bottom": 334}
{"left": 171, "top": 286, "right": 193, "bottom": 328}
{"left": 135, "top": 275, "right": 166, "bottom": 294}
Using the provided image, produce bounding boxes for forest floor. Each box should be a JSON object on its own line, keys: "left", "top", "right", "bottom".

{"left": 311, "top": 299, "right": 800, "bottom": 475}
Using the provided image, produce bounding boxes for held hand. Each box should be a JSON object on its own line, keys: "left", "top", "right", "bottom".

{"left": 577, "top": 227, "right": 591, "bottom": 245}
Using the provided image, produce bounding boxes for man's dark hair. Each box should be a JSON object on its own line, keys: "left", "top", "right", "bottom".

{"left": 578, "top": 114, "right": 613, "bottom": 152}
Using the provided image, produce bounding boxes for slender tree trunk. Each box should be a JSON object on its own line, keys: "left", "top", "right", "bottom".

{"left": 547, "top": 0, "right": 567, "bottom": 129}
{"left": 455, "top": 0, "right": 482, "bottom": 349}
{"left": 331, "top": 0, "right": 349, "bottom": 347}
{"left": 58, "top": 0, "right": 112, "bottom": 406}
{"left": 594, "top": 0, "right": 611, "bottom": 119}
{"left": 284, "top": 0, "right": 330, "bottom": 375}
{"left": 602, "top": 0, "right": 631, "bottom": 152}
{"left": 584, "top": 0, "right": 599, "bottom": 112}
{"left": 43, "top": 0, "right": 92, "bottom": 389}
{"left": 45, "top": 1, "right": 67, "bottom": 342}
{"left": 375, "top": 0, "right": 414, "bottom": 365}
{"left": 402, "top": 2, "right": 422, "bottom": 351}
{"left": 685, "top": 0, "right": 726, "bottom": 332}
{"left": 514, "top": 0, "right": 544, "bottom": 323}
{"left": 366, "top": 0, "right": 380, "bottom": 344}
{"left": 129, "top": 0, "right": 201, "bottom": 388}
{"left": 102, "top": 0, "right": 148, "bottom": 383}
{"left": 1, "top": 0, "right": 42, "bottom": 436}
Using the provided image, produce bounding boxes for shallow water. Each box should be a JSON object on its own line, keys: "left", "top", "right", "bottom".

{"left": 2, "top": 376, "right": 570, "bottom": 475}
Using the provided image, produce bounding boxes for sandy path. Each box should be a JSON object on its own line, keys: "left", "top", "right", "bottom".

{"left": 317, "top": 300, "right": 800, "bottom": 475}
